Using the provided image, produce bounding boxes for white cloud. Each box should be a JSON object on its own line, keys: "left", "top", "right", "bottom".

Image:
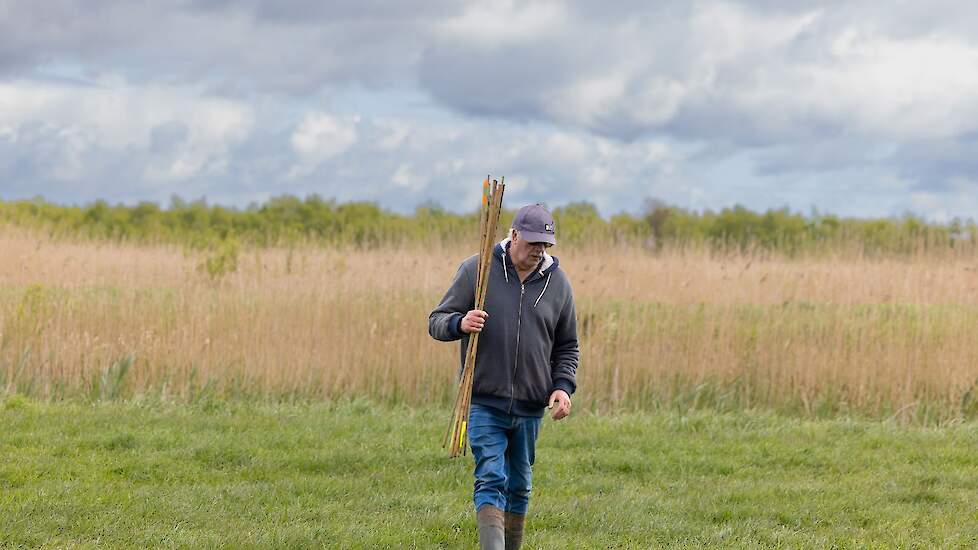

{"left": 4, "top": 1, "right": 978, "bottom": 219}
{"left": 818, "top": 32, "right": 978, "bottom": 139}
{"left": 391, "top": 163, "right": 421, "bottom": 188}
{"left": 289, "top": 112, "right": 359, "bottom": 176}
{"left": 690, "top": 3, "right": 820, "bottom": 64}
{"left": 439, "top": 0, "right": 568, "bottom": 46}
{"left": 0, "top": 77, "right": 253, "bottom": 184}
{"left": 546, "top": 73, "right": 630, "bottom": 128}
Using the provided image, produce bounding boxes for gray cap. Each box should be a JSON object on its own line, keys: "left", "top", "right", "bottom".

{"left": 512, "top": 203, "right": 556, "bottom": 245}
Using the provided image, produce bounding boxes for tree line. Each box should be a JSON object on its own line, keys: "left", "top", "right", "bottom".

{"left": 1, "top": 195, "right": 975, "bottom": 256}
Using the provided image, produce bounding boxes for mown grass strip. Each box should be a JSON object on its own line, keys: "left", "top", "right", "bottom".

{"left": 2, "top": 398, "right": 978, "bottom": 548}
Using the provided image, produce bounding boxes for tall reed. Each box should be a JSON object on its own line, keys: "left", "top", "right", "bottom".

{"left": 3, "top": 229, "right": 978, "bottom": 423}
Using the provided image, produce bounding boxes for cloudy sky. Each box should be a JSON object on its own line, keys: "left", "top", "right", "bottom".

{"left": 2, "top": 0, "right": 978, "bottom": 219}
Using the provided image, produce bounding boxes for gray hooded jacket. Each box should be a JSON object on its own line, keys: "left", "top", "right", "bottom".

{"left": 428, "top": 239, "right": 579, "bottom": 417}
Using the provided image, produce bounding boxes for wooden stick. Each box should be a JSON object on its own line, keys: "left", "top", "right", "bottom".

{"left": 442, "top": 179, "right": 491, "bottom": 451}
{"left": 445, "top": 177, "right": 505, "bottom": 457}
{"left": 462, "top": 178, "right": 504, "bottom": 456}
{"left": 444, "top": 178, "right": 492, "bottom": 452}
{"left": 460, "top": 180, "right": 504, "bottom": 456}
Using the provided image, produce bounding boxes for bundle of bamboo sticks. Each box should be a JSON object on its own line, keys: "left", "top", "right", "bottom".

{"left": 444, "top": 176, "right": 506, "bottom": 458}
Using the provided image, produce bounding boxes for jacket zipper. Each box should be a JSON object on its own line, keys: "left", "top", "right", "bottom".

{"left": 509, "top": 282, "right": 525, "bottom": 414}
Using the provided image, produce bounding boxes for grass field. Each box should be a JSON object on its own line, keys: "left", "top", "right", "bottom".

{"left": 4, "top": 227, "right": 978, "bottom": 546}
{"left": 2, "top": 396, "right": 978, "bottom": 548}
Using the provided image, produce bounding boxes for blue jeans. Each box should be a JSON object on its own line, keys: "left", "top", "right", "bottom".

{"left": 468, "top": 403, "right": 541, "bottom": 515}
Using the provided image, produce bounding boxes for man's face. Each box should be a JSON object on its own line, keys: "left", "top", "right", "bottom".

{"left": 510, "top": 230, "right": 552, "bottom": 272}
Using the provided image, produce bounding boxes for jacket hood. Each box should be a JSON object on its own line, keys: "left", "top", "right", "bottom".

{"left": 495, "top": 238, "right": 559, "bottom": 277}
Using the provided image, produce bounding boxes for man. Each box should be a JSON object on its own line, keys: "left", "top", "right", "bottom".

{"left": 429, "top": 203, "right": 579, "bottom": 550}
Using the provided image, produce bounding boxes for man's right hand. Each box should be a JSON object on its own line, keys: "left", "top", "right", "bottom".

{"left": 460, "top": 310, "right": 488, "bottom": 334}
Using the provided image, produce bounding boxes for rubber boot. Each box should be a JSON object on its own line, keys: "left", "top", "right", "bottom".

{"left": 504, "top": 511, "right": 525, "bottom": 550}
{"left": 476, "top": 505, "right": 505, "bottom": 550}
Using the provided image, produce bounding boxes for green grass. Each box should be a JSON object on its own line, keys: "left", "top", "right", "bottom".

{"left": 2, "top": 396, "right": 978, "bottom": 548}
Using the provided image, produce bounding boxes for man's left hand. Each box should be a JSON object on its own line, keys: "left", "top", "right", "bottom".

{"left": 548, "top": 390, "right": 571, "bottom": 420}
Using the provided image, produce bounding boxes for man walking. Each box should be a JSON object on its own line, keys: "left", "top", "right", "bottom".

{"left": 429, "top": 204, "right": 579, "bottom": 549}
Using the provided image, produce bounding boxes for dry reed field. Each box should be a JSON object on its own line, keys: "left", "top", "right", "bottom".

{"left": 3, "top": 228, "right": 978, "bottom": 422}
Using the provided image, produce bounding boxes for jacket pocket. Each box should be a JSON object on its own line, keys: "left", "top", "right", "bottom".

{"left": 517, "top": 344, "right": 552, "bottom": 405}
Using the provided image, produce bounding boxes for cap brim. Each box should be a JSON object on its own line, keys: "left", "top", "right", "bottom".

{"left": 520, "top": 231, "right": 556, "bottom": 245}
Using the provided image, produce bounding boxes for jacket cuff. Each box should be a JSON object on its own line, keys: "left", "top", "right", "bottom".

{"left": 552, "top": 379, "right": 575, "bottom": 396}
{"left": 449, "top": 312, "right": 465, "bottom": 338}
